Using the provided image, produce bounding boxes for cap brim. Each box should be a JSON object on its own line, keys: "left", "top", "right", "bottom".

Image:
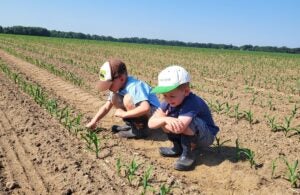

{"left": 151, "top": 84, "right": 179, "bottom": 94}
{"left": 96, "top": 80, "right": 113, "bottom": 91}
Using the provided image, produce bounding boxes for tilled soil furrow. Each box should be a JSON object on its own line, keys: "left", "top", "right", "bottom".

{"left": 0, "top": 49, "right": 114, "bottom": 121}
{"left": 0, "top": 110, "right": 49, "bottom": 194}
{"left": 0, "top": 72, "right": 132, "bottom": 194}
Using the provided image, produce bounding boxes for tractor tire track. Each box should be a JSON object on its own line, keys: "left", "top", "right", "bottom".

{"left": 0, "top": 110, "right": 49, "bottom": 194}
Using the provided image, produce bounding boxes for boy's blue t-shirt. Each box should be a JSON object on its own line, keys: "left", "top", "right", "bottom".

{"left": 109, "top": 76, "right": 160, "bottom": 108}
{"left": 161, "top": 92, "right": 219, "bottom": 136}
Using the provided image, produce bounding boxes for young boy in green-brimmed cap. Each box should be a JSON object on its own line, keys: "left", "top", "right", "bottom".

{"left": 86, "top": 59, "right": 160, "bottom": 139}
{"left": 148, "top": 65, "right": 219, "bottom": 171}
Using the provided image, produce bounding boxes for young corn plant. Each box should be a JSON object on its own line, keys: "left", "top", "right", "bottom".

{"left": 224, "top": 102, "right": 232, "bottom": 115}
{"left": 243, "top": 110, "right": 254, "bottom": 127}
{"left": 291, "top": 104, "right": 298, "bottom": 118}
{"left": 231, "top": 104, "right": 244, "bottom": 122}
{"left": 235, "top": 139, "right": 258, "bottom": 169}
{"left": 46, "top": 99, "right": 58, "bottom": 116}
{"left": 125, "top": 158, "right": 140, "bottom": 185}
{"left": 279, "top": 115, "right": 297, "bottom": 137}
{"left": 142, "top": 166, "right": 153, "bottom": 195}
{"left": 81, "top": 131, "right": 101, "bottom": 158}
{"left": 116, "top": 158, "right": 123, "bottom": 176}
{"left": 266, "top": 115, "right": 280, "bottom": 132}
{"left": 272, "top": 156, "right": 300, "bottom": 188}
{"left": 71, "top": 113, "right": 83, "bottom": 135}
{"left": 159, "top": 184, "right": 171, "bottom": 195}
{"left": 213, "top": 137, "right": 231, "bottom": 153}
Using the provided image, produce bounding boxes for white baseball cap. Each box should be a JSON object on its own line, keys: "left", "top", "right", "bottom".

{"left": 97, "top": 59, "right": 127, "bottom": 91}
{"left": 151, "top": 65, "right": 190, "bottom": 94}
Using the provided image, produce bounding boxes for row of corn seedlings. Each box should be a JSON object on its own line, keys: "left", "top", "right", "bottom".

{"left": 0, "top": 45, "right": 84, "bottom": 86}
{"left": 116, "top": 158, "right": 172, "bottom": 195}
{"left": 207, "top": 99, "right": 258, "bottom": 127}
{"left": 0, "top": 61, "right": 100, "bottom": 158}
{"left": 1, "top": 61, "right": 174, "bottom": 193}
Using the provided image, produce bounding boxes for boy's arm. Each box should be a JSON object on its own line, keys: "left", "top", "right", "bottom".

{"left": 148, "top": 109, "right": 193, "bottom": 134}
{"left": 86, "top": 101, "right": 113, "bottom": 129}
{"left": 114, "top": 100, "right": 150, "bottom": 118}
{"left": 148, "top": 108, "right": 185, "bottom": 132}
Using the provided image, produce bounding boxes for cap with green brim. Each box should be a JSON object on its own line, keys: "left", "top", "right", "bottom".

{"left": 151, "top": 65, "right": 190, "bottom": 94}
{"left": 151, "top": 84, "right": 180, "bottom": 94}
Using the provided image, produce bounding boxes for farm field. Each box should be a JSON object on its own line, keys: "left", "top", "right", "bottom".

{"left": 0, "top": 34, "right": 299, "bottom": 194}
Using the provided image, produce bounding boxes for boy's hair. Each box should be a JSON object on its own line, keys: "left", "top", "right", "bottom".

{"left": 177, "top": 82, "right": 190, "bottom": 90}
{"left": 108, "top": 59, "right": 127, "bottom": 79}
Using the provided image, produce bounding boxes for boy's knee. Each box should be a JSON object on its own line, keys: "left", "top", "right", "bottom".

{"left": 111, "top": 93, "right": 125, "bottom": 109}
{"left": 123, "top": 94, "right": 135, "bottom": 110}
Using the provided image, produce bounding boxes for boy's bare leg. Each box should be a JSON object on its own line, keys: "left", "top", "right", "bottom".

{"left": 116, "top": 94, "right": 149, "bottom": 138}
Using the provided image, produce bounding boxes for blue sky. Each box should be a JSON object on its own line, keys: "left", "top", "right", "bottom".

{"left": 1, "top": 0, "right": 299, "bottom": 48}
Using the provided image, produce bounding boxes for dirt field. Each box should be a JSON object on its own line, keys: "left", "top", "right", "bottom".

{"left": 0, "top": 42, "right": 299, "bottom": 195}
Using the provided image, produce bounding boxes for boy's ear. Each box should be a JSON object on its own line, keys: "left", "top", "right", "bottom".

{"left": 184, "top": 86, "right": 190, "bottom": 96}
{"left": 119, "top": 74, "right": 127, "bottom": 83}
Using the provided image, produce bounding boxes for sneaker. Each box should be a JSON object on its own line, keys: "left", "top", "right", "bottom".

{"left": 174, "top": 153, "right": 195, "bottom": 171}
{"left": 111, "top": 124, "right": 132, "bottom": 133}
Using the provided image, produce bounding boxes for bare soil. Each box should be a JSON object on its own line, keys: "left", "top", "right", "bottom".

{"left": 0, "top": 49, "right": 299, "bottom": 194}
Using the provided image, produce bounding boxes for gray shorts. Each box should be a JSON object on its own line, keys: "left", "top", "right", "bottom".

{"left": 189, "top": 117, "right": 215, "bottom": 147}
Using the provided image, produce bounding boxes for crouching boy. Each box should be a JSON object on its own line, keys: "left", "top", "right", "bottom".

{"left": 86, "top": 59, "right": 160, "bottom": 139}
{"left": 148, "top": 65, "right": 219, "bottom": 171}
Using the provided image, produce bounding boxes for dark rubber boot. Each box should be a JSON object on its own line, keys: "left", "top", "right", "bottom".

{"left": 159, "top": 133, "right": 182, "bottom": 157}
{"left": 174, "top": 135, "right": 196, "bottom": 171}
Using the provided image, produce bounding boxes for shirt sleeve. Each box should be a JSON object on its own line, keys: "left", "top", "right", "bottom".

{"left": 179, "top": 97, "right": 198, "bottom": 118}
{"left": 130, "top": 82, "right": 150, "bottom": 105}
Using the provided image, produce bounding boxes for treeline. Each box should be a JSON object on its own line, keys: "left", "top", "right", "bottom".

{"left": 1, "top": 25, "right": 299, "bottom": 54}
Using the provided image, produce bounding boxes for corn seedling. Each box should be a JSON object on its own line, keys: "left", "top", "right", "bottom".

{"left": 279, "top": 115, "right": 297, "bottom": 137}
{"left": 266, "top": 115, "right": 280, "bottom": 132}
{"left": 272, "top": 155, "right": 300, "bottom": 188}
{"left": 71, "top": 113, "right": 83, "bottom": 135}
{"left": 12, "top": 72, "right": 20, "bottom": 84}
{"left": 116, "top": 157, "right": 123, "bottom": 176}
{"left": 46, "top": 99, "right": 58, "bottom": 115}
{"left": 231, "top": 104, "right": 244, "bottom": 122}
{"left": 142, "top": 166, "right": 153, "bottom": 194}
{"left": 215, "top": 100, "right": 225, "bottom": 114}
{"left": 291, "top": 104, "right": 298, "bottom": 118}
{"left": 235, "top": 139, "right": 258, "bottom": 168}
{"left": 125, "top": 158, "right": 140, "bottom": 185}
{"left": 243, "top": 110, "right": 254, "bottom": 127}
{"left": 159, "top": 184, "right": 171, "bottom": 195}
{"left": 251, "top": 94, "right": 257, "bottom": 105}
{"left": 268, "top": 99, "right": 275, "bottom": 111}
{"left": 213, "top": 137, "right": 231, "bottom": 153}
{"left": 224, "top": 102, "right": 232, "bottom": 115}
{"left": 81, "top": 131, "right": 101, "bottom": 158}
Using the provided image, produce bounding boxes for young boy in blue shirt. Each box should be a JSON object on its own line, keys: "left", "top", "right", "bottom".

{"left": 148, "top": 65, "right": 219, "bottom": 171}
{"left": 86, "top": 59, "right": 160, "bottom": 139}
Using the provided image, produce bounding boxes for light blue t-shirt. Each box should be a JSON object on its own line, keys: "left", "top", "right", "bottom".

{"left": 108, "top": 76, "right": 160, "bottom": 108}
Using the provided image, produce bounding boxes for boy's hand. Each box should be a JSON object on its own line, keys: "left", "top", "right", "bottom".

{"left": 114, "top": 108, "right": 126, "bottom": 118}
{"left": 86, "top": 120, "right": 97, "bottom": 129}
{"left": 165, "top": 117, "right": 184, "bottom": 133}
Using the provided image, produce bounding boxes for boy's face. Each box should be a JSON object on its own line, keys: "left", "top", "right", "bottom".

{"left": 162, "top": 86, "right": 190, "bottom": 107}
{"left": 109, "top": 74, "right": 126, "bottom": 92}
